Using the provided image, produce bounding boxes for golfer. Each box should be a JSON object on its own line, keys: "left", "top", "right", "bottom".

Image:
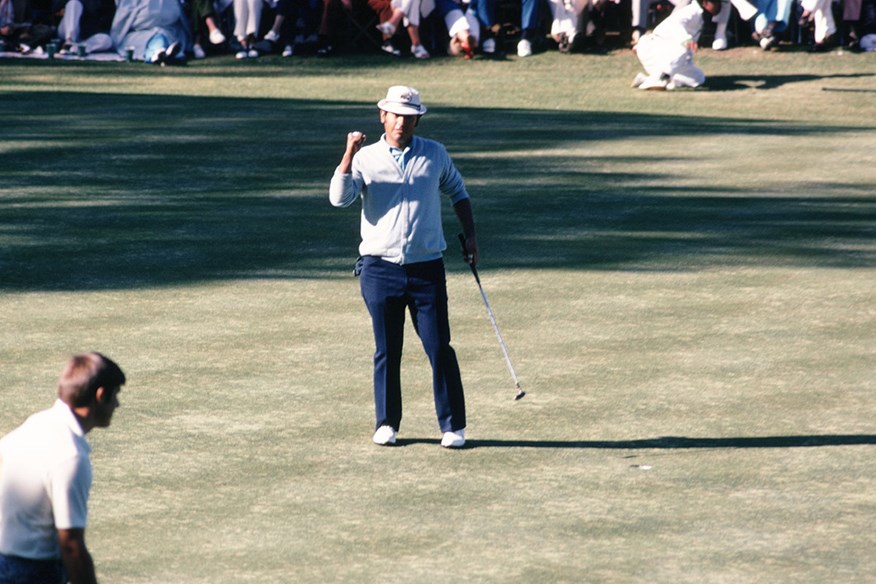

{"left": 0, "top": 352, "right": 126, "bottom": 584}
{"left": 329, "top": 85, "right": 478, "bottom": 449}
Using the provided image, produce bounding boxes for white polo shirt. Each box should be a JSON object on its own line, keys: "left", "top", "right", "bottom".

{"left": 0, "top": 400, "right": 92, "bottom": 560}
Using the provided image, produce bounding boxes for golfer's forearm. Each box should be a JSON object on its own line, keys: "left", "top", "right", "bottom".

{"left": 453, "top": 198, "right": 476, "bottom": 239}
{"left": 337, "top": 147, "right": 356, "bottom": 174}
{"left": 59, "top": 530, "right": 98, "bottom": 584}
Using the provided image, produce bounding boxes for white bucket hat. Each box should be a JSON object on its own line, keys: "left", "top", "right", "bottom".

{"left": 377, "top": 86, "right": 428, "bottom": 116}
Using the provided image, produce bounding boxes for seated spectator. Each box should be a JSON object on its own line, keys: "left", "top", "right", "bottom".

{"left": 315, "top": 0, "right": 352, "bottom": 55}
{"left": 233, "top": 0, "right": 261, "bottom": 57}
{"left": 751, "top": 0, "right": 793, "bottom": 48}
{"left": 375, "top": 0, "right": 430, "bottom": 58}
{"left": 631, "top": 0, "right": 664, "bottom": 45}
{"left": 798, "top": 0, "right": 836, "bottom": 50}
{"left": 548, "top": 0, "right": 602, "bottom": 52}
{"left": 110, "top": 0, "right": 191, "bottom": 63}
{"left": 189, "top": 0, "right": 226, "bottom": 59}
{"left": 547, "top": 0, "right": 574, "bottom": 51}
{"left": 516, "top": 0, "right": 541, "bottom": 55}
{"left": 437, "top": 0, "right": 496, "bottom": 56}
{"left": 52, "top": 0, "right": 114, "bottom": 54}
{"left": 840, "top": 0, "right": 870, "bottom": 47}
{"left": 631, "top": 0, "right": 721, "bottom": 90}
{"left": 1, "top": 0, "right": 53, "bottom": 52}
{"left": 670, "top": 0, "right": 734, "bottom": 50}
{"left": 260, "top": 0, "right": 320, "bottom": 56}
{"left": 709, "top": 0, "right": 731, "bottom": 49}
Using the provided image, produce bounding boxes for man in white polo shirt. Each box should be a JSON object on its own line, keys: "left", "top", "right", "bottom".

{"left": 330, "top": 85, "right": 478, "bottom": 449}
{"left": 0, "top": 352, "right": 126, "bottom": 584}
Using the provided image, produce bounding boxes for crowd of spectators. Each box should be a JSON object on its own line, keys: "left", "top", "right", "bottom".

{"left": 1, "top": 0, "right": 874, "bottom": 62}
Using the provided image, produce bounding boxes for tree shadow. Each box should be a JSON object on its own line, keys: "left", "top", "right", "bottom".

{"left": 396, "top": 434, "right": 876, "bottom": 449}
{"left": 705, "top": 72, "right": 875, "bottom": 91}
{"left": 1, "top": 91, "right": 873, "bottom": 291}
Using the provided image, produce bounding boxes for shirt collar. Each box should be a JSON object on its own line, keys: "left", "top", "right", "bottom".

{"left": 53, "top": 398, "right": 87, "bottom": 440}
{"left": 380, "top": 134, "right": 415, "bottom": 154}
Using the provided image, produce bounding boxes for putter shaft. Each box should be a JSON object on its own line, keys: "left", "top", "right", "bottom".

{"left": 459, "top": 234, "right": 525, "bottom": 400}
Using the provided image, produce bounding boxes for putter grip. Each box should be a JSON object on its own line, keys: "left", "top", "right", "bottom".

{"left": 459, "top": 233, "right": 480, "bottom": 282}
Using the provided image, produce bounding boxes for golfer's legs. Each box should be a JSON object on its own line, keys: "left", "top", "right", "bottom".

{"left": 408, "top": 260, "right": 467, "bottom": 433}
{"left": 360, "top": 257, "right": 406, "bottom": 431}
{"left": 0, "top": 554, "right": 65, "bottom": 584}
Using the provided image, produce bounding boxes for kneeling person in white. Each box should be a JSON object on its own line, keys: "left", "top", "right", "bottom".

{"left": 632, "top": 0, "right": 722, "bottom": 90}
{"left": 0, "top": 353, "right": 126, "bottom": 584}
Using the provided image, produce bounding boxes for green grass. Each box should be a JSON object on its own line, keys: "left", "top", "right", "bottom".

{"left": 1, "top": 48, "right": 875, "bottom": 583}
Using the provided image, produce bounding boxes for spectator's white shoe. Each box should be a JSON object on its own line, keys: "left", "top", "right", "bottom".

{"left": 481, "top": 37, "right": 496, "bottom": 54}
{"left": 165, "top": 41, "right": 180, "bottom": 59}
{"left": 712, "top": 36, "right": 727, "bottom": 50}
{"left": 264, "top": 30, "right": 280, "bottom": 43}
{"left": 150, "top": 41, "right": 180, "bottom": 64}
{"left": 192, "top": 44, "right": 206, "bottom": 59}
{"left": 381, "top": 41, "right": 401, "bottom": 56}
{"left": 630, "top": 72, "right": 647, "bottom": 88}
{"left": 376, "top": 21, "right": 396, "bottom": 36}
{"left": 441, "top": 429, "right": 465, "bottom": 448}
{"left": 517, "top": 39, "right": 532, "bottom": 57}
{"left": 235, "top": 49, "right": 248, "bottom": 59}
{"left": 411, "top": 44, "right": 430, "bottom": 59}
{"left": 209, "top": 29, "right": 226, "bottom": 45}
{"left": 247, "top": 48, "right": 259, "bottom": 58}
{"left": 282, "top": 44, "right": 294, "bottom": 57}
{"left": 372, "top": 425, "right": 397, "bottom": 446}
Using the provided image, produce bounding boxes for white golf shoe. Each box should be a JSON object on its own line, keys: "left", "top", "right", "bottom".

{"left": 372, "top": 425, "right": 397, "bottom": 446}
{"left": 441, "top": 429, "right": 466, "bottom": 448}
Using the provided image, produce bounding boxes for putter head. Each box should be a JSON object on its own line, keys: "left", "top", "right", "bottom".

{"left": 514, "top": 389, "right": 526, "bottom": 400}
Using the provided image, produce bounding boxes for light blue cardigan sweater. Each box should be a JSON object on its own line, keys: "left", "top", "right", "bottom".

{"left": 330, "top": 135, "right": 470, "bottom": 265}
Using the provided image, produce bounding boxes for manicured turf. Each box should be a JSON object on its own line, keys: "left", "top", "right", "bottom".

{"left": 1, "top": 47, "right": 874, "bottom": 582}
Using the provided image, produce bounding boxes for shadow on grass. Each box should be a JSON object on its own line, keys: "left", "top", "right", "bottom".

{"left": 397, "top": 435, "right": 876, "bottom": 449}
{"left": 705, "top": 72, "right": 875, "bottom": 91}
{"left": 1, "top": 91, "right": 874, "bottom": 291}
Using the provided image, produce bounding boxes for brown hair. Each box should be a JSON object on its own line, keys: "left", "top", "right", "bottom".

{"left": 57, "top": 352, "right": 126, "bottom": 407}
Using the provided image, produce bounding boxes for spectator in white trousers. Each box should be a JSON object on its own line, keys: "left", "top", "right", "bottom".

{"left": 799, "top": 0, "right": 836, "bottom": 49}
{"left": 54, "top": 0, "right": 115, "bottom": 53}
{"left": 233, "top": 0, "right": 261, "bottom": 57}
{"left": 547, "top": 0, "right": 588, "bottom": 52}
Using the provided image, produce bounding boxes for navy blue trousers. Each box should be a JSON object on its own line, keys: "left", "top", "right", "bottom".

{"left": 359, "top": 256, "right": 466, "bottom": 434}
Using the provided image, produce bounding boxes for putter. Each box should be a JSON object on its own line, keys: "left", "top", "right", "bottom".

{"left": 458, "top": 234, "right": 525, "bottom": 400}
